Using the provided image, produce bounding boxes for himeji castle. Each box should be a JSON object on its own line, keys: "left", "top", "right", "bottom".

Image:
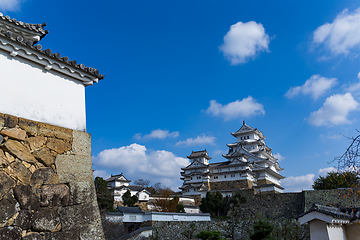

{"left": 180, "top": 122, "right": 284, "bottom": 200}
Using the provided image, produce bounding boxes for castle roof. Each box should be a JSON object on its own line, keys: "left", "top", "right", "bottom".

{"left": 0, "top": 12, "right": 104, "bottom": 85}
{"left": 187, "top": 150, "right": 212, "bottom": 160}
{"left": 106, "top": 173, "right": 131, "bottom": 183}
{"left": 231, "top": 121, "right": 264, "bottom": 138}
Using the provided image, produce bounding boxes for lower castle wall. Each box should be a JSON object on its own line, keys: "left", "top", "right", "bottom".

{"left": 0, "top": 113, "right": 104, "bottom": 239}
{"left": 210, "top": 179, "right": 253, "bottom": 191}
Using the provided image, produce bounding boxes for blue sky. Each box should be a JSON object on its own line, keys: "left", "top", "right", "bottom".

{"left": 3, "top": 0, "right": 360, "bottom": 192}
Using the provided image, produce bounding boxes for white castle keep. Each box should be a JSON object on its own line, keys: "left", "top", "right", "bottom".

{"left": 180, "top": 122, "right": 284, "bottom": 200}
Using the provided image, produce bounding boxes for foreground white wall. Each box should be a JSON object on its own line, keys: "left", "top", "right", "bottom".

{"left": 0, "top": 50, "right": 86, "bottom": 131}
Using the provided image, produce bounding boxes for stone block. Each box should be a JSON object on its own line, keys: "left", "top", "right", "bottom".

{"left": 46, "top": 138, "right": 71, "bottom": 154}
{"left": 68, "top": 181, "right": 93, "bottom": 205}
{"left": 32, "top": 148, "right": 55, "bottom": 167}
{"left": 14, "top": 210, "right": 33, "bottom": 230}
{"left": 40, "top": 184, "right": 71, "bottom": 207}
{"left": 13, "top": 185, "right": 40, "bottom": 211}
{"left": 27, "top": 136, "right": 47, "bottom": 151}
{"left": 32, "top": 209, "right": 60, "bottom": 232}
{"left": 0, "top": 150, "right": 9, "bottom": 168}
{"left": 18, "top": 118, "right": 72, "bottom": 142}
{"left": 22, "top": 232, "right": 44, "bottom": 240}
{"left": 55, "top": 155, "right": 93, "bottom": 183}
{"left": 0, "top": 171, "right": 15, "bottom": 200}
{"left": 5, "top": 114, "right": 18, "bottom": 128}
{"left": 58, "top": 204, "right": 104, "bottom": 240}
{"left": 0, "top": 226, "right": 22, "bottom": 240}
{"left": 72, "top": 130, "right": 91, "bottom": 156}
{"left": 44, "top": 229, "right": 79, "bottom": 240}
{"left": 0, "top": 191, "right": 17, "bottom": 224}
{"left": 0, "top": 128, "right": 26, "bottom": 141}
{"left": 4, "top": 139, "right": 37, "bottom": 164}
{"left": 10, "top": 161, "right": 32, "bottom": 184}
{"left": 30, "top": 167, "right": 59, "bottom": 192}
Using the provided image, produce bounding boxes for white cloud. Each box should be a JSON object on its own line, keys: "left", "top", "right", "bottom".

{"left": 213, "top": 149, "right": 226, "bottom": 156}
{"left": 308, "top": 93, "right": 359, "bottom": 126}
{"left": 313, "top": 8, "right": 360, "bottom": 56}
{"left": 281, "top": 174, "right": 315, "bottom": 192}
{"left": 219, "top": 21, "right": 270, "bottom": 65}
{"left": 273, "top": 153, "right": 285, "bottom": 161}
{"left": 206, "top": 97, "right": 265, "bottom": 121}
{"left": 345, "top": 72, "right": 360, "bottom": 93}
{"left": 285, "top": 75, "right": 337, "bottom": 100}
{"left": 175, "top": 135, "right": 216, "bottom": 147}
{"left": 93, "top": 143, "right": 189, "bottom": 190}
{"left": 318, "top": 167, "right": 337, "bottom": 177}
{"left": 134, "top": 129, "right": 179, "bottom": 140}
{"left": 0, "top": 0, "right": 23, "bottom": 12}
{"left": 93, "top": 170, "right": 111, "bottom": 180}
{"left": 320, "top": 133, "right": 343, "bottom": 141}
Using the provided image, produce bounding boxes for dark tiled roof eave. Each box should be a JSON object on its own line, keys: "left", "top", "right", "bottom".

{"left": 0, "top": 27, "right": 104, "bottom": 81}
{"left": 0, "top": 13, "right": 48, "bottom": 38}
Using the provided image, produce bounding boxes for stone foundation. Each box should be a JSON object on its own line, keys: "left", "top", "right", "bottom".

{"left": 0, "top": 113, "right": 104, "bottom": 239}
{"left": 210, "top": 179, "right": 253, "bottom": 191}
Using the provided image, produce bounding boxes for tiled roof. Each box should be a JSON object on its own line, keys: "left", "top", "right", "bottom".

{"left": 0, "top": 13, "right": 104, "bottom": 80}
{"left": 112, "top": 185, "right": 146, "bottom": 192}
{"left": 299, "top": 204, "right": 360, "bottom": 220}
{"left": 116, "top": 206, "right": 144, "bottom": 214}
{"left": 106, "top": 173, "right": 131, "bottom": 182}
{"left": 0, "top": 13, "right": 48, "bottom": 38}
{"left": 187, "top": 150, "right": 211, "bottom": 159}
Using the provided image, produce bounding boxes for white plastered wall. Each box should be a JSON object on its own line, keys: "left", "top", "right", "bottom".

{"left": 0, "top": 50, "right": 86, "bottom": 131}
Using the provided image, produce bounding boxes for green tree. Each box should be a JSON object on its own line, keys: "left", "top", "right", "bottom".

{"left": 312, "top": 171, "right": 360, "bottom": 190}
{"left": 199, "top": 191, "right": 224, "bottom": 216}
{"left": 250, "top": 219, "right": 273, "bottom": 240}
{"left": 196, "top": 231, "right": 225, "bottom": 240}
{"left": 176, "top": 203, "right": 185, "bottom": 213}
{"left": 94, "top": 177, "right": 114, "bottom": 212}
{"left": 122, "top": 190, "right": 138, "bottom": 207}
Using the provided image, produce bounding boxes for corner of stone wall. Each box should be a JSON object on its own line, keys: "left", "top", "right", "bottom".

{"left": 0, "top": 113, "right": 105, "bottom": 240}
{"left": 55, "top": 129, "right": 105, "bottom": 240}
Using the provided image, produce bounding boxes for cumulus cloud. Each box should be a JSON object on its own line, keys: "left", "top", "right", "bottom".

{"left": 134, "top": 129, "right": 179, "bottom": 140}
{"left": 0, "top": 0, "right": 23, "bottom": 12}
{"left": 273, "top": 153, "right": 285, "bottom": 161}
{"left": 206, "top": 97, "right": 265, "bottom": 121}
{"left": 308, "top": 93, "right": 359, "bottom": 126}
{"left": 93, "top": 143, "right": 189, "bottom": 190}
{"left": 313, "top": 8, "right": 360, "bottom": 56}
{"left": 345, "top": 72, "right": 360, "bottom": 93}
{"left": 318, "top": 167, "right": 338, "bottom": 177}
{"left": 93, "top": 170, "right": 111, "bottom": 180}
{"left": 285, "top": 75, "right": 337, "bottom": 100}
{"left": 281, "top": 174, "right": 315, "bottom": 192}
{"left": 175, "top": 135, "right": 216, "bottom": 147}
{"left": 219, "top": 21, "right": 270, "bottom": 65}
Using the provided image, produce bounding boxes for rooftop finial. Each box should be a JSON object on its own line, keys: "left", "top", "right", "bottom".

{"left": 243, "top": 120, "right": 245, "bottom": 125}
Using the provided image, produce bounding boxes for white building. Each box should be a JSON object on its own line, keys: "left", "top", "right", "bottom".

{"left": 106, "top": 206, "right": 210, "bottom": 223}
{"left": 180, "top": 122, "right": 284, "bottom": 200}
{"left": 106, "top": 173, "right": 150, "bottom": 202}
{"left": 299, "top": 204, "right": 360, "bottom": 240}
{"left": 0, "top": 13, "right": 103, "bottom": 131}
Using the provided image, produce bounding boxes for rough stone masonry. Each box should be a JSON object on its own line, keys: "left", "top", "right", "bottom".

{"left": 0, "top": 113, "right": 104, "bottom": 240}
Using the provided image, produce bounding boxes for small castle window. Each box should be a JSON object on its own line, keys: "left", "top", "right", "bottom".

{"left": 224, "top": 175, "right": 226, "bottom": 178}
{"left": 247, "top": 136, "right": 250, "bottom": 139}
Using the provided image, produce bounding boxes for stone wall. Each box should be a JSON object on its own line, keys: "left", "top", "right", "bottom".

{"left": 0, "top": 113, "right": 104, "bottom": 240}
{"left": 229, "top": 188, "right": 360, "bottom": 220}
{"left": 150, "top": 219, "right": 309, "bottom": 240}
{"left": 210, "top": 180, "right": 253, "bottom": 191}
